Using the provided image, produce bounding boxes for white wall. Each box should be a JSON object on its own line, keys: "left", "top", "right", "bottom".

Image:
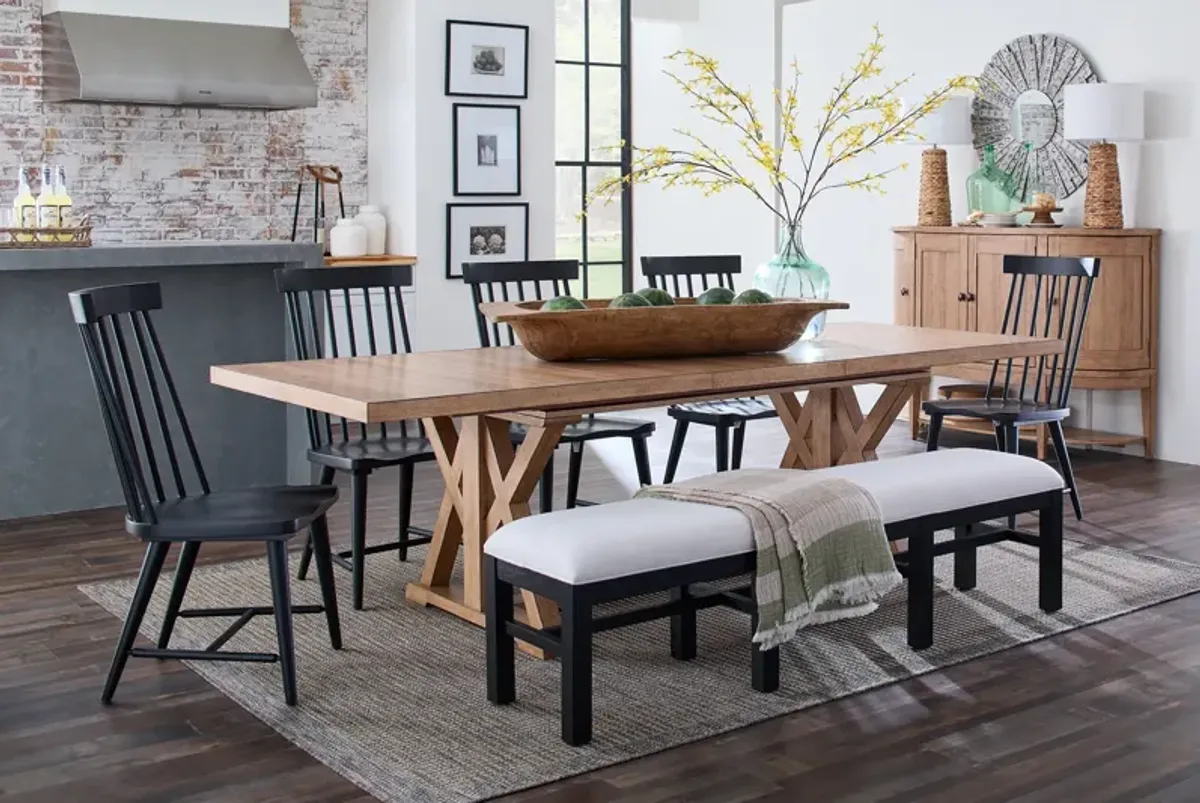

{"left": 632, "top": 0, "right": 777, "bottom": 289}
{"left": 43, "top": 0, "right": 290, "bottom": 27}
{"left": 779, "top": 0, "right": 1198, "bottom": 464}
{"left": 369, "top": 0, "right": 556, "bottom": 352}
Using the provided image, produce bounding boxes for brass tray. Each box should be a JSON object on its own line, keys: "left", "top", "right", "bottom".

{"left": 480, "top": 298, "right": 849, "bottom": 362}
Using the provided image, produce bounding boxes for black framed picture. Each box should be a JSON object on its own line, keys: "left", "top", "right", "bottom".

{"left": 445, "top": 20, "right": 530, "bottom": 99}
{"left": 453, "top": 103, "right": 521, "bottom": 197}
{"left": 446, "top": 202, "right": 530, "bottom": 280}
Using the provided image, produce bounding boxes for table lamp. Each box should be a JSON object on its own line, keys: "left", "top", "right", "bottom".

{"left": 913, "top": 96, "right": 973, "bottom": 226}
{"left": 1064, "top": 83, "right": 1144, "bottom": 228}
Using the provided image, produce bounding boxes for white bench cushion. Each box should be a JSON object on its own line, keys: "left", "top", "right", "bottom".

{"left": 483, "top": 449, "right": 1065, "bottom": 585}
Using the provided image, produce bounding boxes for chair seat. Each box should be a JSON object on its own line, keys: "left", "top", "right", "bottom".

{"left": 510, "top": 416, "right": 655, "bottom": 445}
{"left": 308, "top": 435, "right": 436, "bottom": 471}
{"left": 484, "top": 449, "right": 1064, "bottom": 585}
{"left": 127, "top": 486, "right": 339, "bottom": 541}
{"left": 924, "top": 397, "right": 1070, "bottom": 424}
{"left": 669, "top": 398, "right": 778, "bottom": 424}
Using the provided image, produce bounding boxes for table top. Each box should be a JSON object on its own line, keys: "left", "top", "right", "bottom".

{"left": 211, "top": 323, "right": 1062, "bottom": 423}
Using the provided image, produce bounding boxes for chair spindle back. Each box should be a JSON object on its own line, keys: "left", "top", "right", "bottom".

{"left": 276, "top": 264, "right": 416, "bottom": 447}
{"left": 986, "top": 255, "right": 1100, "bottom": 409}
{"left": 70, "top": 282, "right": 209, "bottom": 526}
{"left": 640, "top": 255, "right": 741, "bottom": 298}
{"left": 461, "top": 260, "right": 579, "bottom": 348}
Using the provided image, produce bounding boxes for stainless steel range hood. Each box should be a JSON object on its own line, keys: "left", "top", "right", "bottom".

{"left": 42, "top": 12, "right": 318, "bottom": 110}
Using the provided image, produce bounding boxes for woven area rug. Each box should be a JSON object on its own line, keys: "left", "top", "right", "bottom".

{"left": 81, "top": 538, "right": 1200, "bottom": 803}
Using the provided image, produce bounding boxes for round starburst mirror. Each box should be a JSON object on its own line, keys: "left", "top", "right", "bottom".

{"left": 973, "top": 34, "right": 1099, "bottom": 201}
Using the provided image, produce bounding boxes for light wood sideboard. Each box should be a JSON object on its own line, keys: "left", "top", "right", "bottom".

{"left": 893, "top": 226, "right": 1160, "bottom": 457}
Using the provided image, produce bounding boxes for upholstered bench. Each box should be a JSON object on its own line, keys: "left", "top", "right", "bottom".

{"left": 484, "top": 448, "right": 1065, "bottom": 745}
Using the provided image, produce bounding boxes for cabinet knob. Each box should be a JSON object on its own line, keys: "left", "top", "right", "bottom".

{"left": 900, "top": 287, "right": 910, "bottom": 297}
{"left": 966, "top": 292, "right": 977, "bottom": 302}
{"left": 958, "top": 292, "right": 968, "bottom": 302}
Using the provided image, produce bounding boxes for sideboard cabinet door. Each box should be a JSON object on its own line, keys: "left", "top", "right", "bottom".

{"left": 894, "top": 233, "right": 916, "bottom": 325}
{"left": 914, "top": 234, "right": 968, "bottom": 331}
{"left": 968, "top": 234, "right": 1040, "bottom": 334}
{"left": 1048, "top": 235, "right": 1153, "bottom": 372}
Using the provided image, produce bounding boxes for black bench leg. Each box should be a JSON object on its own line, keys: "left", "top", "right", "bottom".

{"left": 663, "top": 420, "right": 689, "bottom": 484}
{"left": 1039, "top": 492, "right": 1064, "bottom": 613}
{"left": 953, "top": 524, "right": 976, "bottom": 592}
{"left": 907, "top": 530, "right": 935, "bottom": 650}
{"left": 749, "top": 611, "right": 780, "bottom": 693}
{"left": 485, "top": 557, "right": 516, "bottom": 706}
{"left": 670, "top": 586, "right": 697, "bottom": 661}
{"left": 561, "top": 594, "right": 594, "bottom": 746}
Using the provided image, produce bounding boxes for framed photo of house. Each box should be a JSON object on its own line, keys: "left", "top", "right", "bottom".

{"left": 453, "top": 103, "right": 522, "bottom": 196}
{"left": 445, "top": 20, "right": 530, "bottom": 99}
{"left": 446, "top": 202, "right": 529, "bottom": 280}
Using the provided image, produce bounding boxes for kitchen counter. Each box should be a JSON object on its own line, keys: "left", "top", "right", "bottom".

{"left": 0, "top": 242, "right": 323, "bottom": 519}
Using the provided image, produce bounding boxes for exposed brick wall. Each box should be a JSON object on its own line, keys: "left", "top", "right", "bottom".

{"left": 0, "top": 0, "right": 366, "bottom": 242}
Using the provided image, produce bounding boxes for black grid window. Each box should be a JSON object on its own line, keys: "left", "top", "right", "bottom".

{"left": 555, "top": 0, "right": 633, "bottom": 299}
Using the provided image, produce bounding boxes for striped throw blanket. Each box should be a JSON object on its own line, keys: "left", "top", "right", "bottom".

{"left": 636, "top": 469, "right": 901, "bottom": 650}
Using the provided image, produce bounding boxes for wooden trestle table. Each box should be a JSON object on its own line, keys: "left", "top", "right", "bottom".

{"left": 212, "top": 323, "right": 1060, "bottom": 646}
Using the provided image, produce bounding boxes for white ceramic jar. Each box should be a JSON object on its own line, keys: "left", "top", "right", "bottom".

{"left": 355, "top": 205, "right": 387, "bottom": 256}
{"left": 328, "top": 218, "right": 368, "bottom": 258}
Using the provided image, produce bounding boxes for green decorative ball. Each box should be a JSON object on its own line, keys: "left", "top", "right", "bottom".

{"left": 697, "top": 287, "right": 736, "bottom": 306}
{"left": 732, "top": 289, "right": 774, "bottom": 305}
{"left": 609, "top": 292, "right": 653, "bottom": 308}
{"left": 541, "top": 296, "right": 587, "bottom": 311}
{"left": 636, "top": 287, "right": 676, "bottom": 307}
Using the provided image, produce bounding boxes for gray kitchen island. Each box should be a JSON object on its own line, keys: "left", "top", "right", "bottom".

{"left": 0, "top": 242, "right": 324, "bottom": 519}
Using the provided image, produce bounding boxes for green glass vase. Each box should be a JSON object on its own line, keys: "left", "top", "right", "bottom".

{"left": 966, "top": 144, "right": 1021, "bottom": 214}
{"left": 752, "top": 225, "right": 830, "bottom": 340}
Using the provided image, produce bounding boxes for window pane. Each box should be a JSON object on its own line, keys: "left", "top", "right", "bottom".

{"left": 589, "top": 0, "right": 622, "bottom": 64}
{"left": 555, "top": 0, "right": 584, "bottom": 61}
{"left": 556, "top": 166, "right": 583, "bottom": 262}
{"left": 584, "top": 263, "right": 624, "bottom": 300}
{"left": 589, "top": 66, "right": 622, "bottom": 161}
{"left": 585, "top": 166, "right": 622, "bottom": 267}
{"left": 556, "top": 64, "right": 585, "bottom": 161}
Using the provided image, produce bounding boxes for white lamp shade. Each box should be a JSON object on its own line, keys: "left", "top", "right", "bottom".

{"left": 1064, "top": 83, "right": 1145, "bottom": 142}
{"left": 914, "top": 96, "right": 973, "bottom": 146}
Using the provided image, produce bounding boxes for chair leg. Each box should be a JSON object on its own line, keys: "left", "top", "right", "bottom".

{"left": 631, "top": 436, "right": 653, "bottom": 488}
{"left": 925, "top": 413, "right": 944, "bottom": 452}
{"left": 265, "top": 540, "right": 298, "bottom": 706}
{"left": 540, "top": 452, "right": 555, "bottom": 514}
{"left": 309, "top": 515, "right": 343, "bottom": 650}
{"left": 397, "top": 462, "right": 414, "bottom": 562}
{"left": 297, "top": 466, "right": 336, "bottom": 580}
{"left": 953, "top": 524, "right": 976, "bottom": 592}
{"left": 560, "top": 594, "right": 593, "bottom": 746}
{"left": 485, "top": 556, "right": 516, "bottom": 706}
{"left": 350, "top": 470, "right": 369, "bottom": 611}
{"left": 750, "top": 610, "right": 780, "bottom": 693}
{"left": 669, "top": 586, "right": 697, "bottom": 661}
{"left": 1003, "top": 423, "right": 1020, "bottom": 530}
{"left": 1039, "top": 491, "right": 1064, "bottom": 613}
{"left": 731, "top": 422, "right": 746, "bottom": 471}
{"left": 663, "top": 419, "right": 689, "bottom": 484}
{"left": 101, "top": 541, "right": 170, "bottom": 704}
{"left": 156, "top": 540, "right": 200, "bottom": 650}
{"left": 566, "top": 442, "right": 584, "bottom": 509}
{"left": 906, "top": 530, "right": 935, "bottom": 650}
{"left": 715, "top": 424, "right": 731, "bottom": 472}
{"left": 1048, "top": 421, "right": 1084, "bottom": 521}
{"left": 993, "top": 424, "right": 1008, "bottom": 454}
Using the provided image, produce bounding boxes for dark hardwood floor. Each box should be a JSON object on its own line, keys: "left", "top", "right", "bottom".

{"left": 3, "top": 428, "right": 1200, "bottom": 802}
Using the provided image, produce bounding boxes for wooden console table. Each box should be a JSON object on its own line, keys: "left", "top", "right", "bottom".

{"left": 893, "top": 226, "right": 1160, "bottom": 457}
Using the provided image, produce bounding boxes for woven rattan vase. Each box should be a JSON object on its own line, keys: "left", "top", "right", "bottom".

{"left": 1084, "top": 142, "right": 1124, "bottom": 228}
{"left": 918, "top": 147, "right": 952, "bottom": 227}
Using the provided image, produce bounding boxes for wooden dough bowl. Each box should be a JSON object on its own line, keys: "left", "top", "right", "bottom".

{"left": 479, "top": 298, "right": 850, "bottom": 362}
